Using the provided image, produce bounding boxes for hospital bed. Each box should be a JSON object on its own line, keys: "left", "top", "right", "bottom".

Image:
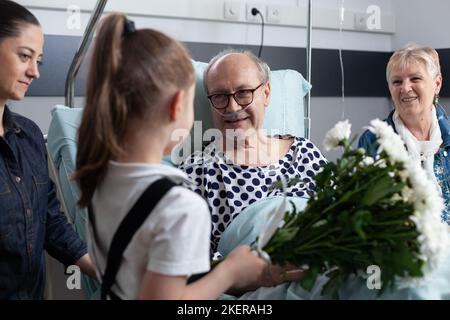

{"left": 45, "top": 0, "right": 312, "bottom": 300}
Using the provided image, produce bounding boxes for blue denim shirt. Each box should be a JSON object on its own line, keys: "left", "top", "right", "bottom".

{"left": 358, "top": 104, "right": 450, "bottom": 224}
{"left": 0, "top": 106, "right": 87, "bottom": 299}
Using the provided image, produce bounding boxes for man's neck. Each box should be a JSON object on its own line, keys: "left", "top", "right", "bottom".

{"left": 221, "top": 131, "right": 292, "bottom": 166}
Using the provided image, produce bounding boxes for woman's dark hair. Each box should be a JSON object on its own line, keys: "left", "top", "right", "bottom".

{"left": 0, "top": 0, "right": 40, "bottom": 40}
{"left": 74, "top": 13, "right": 195, "bottom": 207}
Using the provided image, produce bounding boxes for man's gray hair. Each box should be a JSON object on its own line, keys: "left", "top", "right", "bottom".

{"left": 203, "top": 49, "right": 270, "bottom": 93}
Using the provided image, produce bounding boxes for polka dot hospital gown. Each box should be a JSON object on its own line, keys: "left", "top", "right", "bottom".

{"left": 179, "top": 136, "right": 327, "bottom": 256}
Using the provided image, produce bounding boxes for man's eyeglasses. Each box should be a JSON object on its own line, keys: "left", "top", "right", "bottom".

{"left": 207, "top": 83, "right": 264, "bottom": 110}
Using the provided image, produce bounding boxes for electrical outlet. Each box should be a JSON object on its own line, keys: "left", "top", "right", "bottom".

{"left": 354, "top": 13, "right": 368, "bottom": 30}
{"left": 246, "top": 3, "right": 265, "bottom": 23}
{"left": 267, "top": 5, "right": 281, "bottom": 23}
{"left": 224, "top": 1, "right": 240, "bottom": 20}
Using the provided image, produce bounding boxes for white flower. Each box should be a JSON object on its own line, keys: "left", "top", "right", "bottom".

{"left": 367, "top": 119, "right": 409, "bottom": 164}
{"left": 359, "top": 156, "right": 374, "bottom": 167}
{"left": 396, "top": 157, "right": 450, "bottom": 288}
{"left": 400, "top": 186, "right": 414, "bottom": 202}
{"left": 323, "top": 120, "right": 351, "bottom": 151}
{"left": 364, "top": 118, "right": 450, "bottom": 288}
{"left": 288, "top": 118, "right": 450, "bottom": 292}
{"left": 374, "top": 157, "right": 387, "bottom": 168}
{"left": 397, "top": 208, "right": 450, "bottom": 289}
{"left": 398, "top": 169, "right": 409, "bottom": 182}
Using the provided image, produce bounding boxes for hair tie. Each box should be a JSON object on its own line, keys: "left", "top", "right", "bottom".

{"left": 123, "top": 18, "right": 136, "bottom": 36}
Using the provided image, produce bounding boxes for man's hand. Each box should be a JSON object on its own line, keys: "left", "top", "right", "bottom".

{"left": 227, "top": 261, "right": 307, "bottom": 295}
{"left": 258, "top": 263, "right": 307, "bottom": 287}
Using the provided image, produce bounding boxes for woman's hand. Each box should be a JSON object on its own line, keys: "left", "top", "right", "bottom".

{"left": 75, "top": 253, "right": 97, "bottom": 279}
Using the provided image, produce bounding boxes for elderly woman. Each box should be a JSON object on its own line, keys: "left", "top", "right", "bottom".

{"left": 180, "top": 50, "right": 327, "bottom": 259}
{"left": 358, "top": 43, "right": 450, "bottom": 225}
{"left": 0, "top": 0, "right": 95, "bottom": 299}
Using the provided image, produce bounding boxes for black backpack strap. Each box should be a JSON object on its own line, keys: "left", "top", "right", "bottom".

{"left": 89, "top": 177, "right": 177, "bottom": 300}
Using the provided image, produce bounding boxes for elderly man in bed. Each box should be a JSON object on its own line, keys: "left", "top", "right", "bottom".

{"left": 179, "top": 50, "right": 327, "bottom": 295}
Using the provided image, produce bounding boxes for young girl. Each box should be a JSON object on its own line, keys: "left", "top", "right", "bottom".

{"left": 74, "top": 13, "right": 266, "bottom": 300}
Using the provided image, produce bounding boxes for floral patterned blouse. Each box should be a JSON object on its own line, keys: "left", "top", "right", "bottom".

{"left": 434, "top": 152, "right": 450, "bottom": 224}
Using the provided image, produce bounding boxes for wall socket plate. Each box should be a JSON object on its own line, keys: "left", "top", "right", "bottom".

{"left": 246, "top": 3, "right": 265, "bottom": 22}
{"left": 267, "top": 4, "right": 281, "bottom": 23}
{"left": 224, "top": 1, "right": 240, "bottom": 20}
{"left": 354, "top": 12, "right": 368, "bottom": 30}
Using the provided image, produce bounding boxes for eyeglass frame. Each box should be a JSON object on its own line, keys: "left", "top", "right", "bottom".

{"left": 206, "top": 82, "right": 265, "bottom": 110}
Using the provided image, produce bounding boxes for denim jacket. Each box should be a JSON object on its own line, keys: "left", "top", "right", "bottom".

{"left": 0, "top": 106, "right": 87, "bottom": 299}
{"left": 358, "top": 104, "right": 450, "bottom": 223}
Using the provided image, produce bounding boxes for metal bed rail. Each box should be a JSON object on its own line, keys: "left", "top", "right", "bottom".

{"left": 65, "top": 0, "right": 108, "bottom": 108}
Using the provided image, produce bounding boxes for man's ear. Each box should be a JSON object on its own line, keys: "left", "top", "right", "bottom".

{"left": 263, "top": 82, "right": 271, "bottom": 107}
{"left": 168, "top": 90, "right": 185, "bottom": 121}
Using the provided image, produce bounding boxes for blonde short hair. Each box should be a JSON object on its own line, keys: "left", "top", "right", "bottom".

{"left": 386, "top": 43, "right": 441, "bottom": 82}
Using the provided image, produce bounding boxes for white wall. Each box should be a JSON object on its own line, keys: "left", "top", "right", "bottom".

{"left": 20, "top": 0, "right": 393, "bottom": 51}
{"left": 11, "top": 0, "right": 447, "bottom": 156}
{"left": 391, "top": 0, "right": 450, "bottom": 49}
{"left": 314, "top": 97, "right": 450, "bottom": 161}
{"left": 311, "top": 97, "right": 392, "bottom": 160}
{"left": 13, "top": 0, "right": 394, "bottom": 142}
{"left": 310, "top": 0, "right": 392, "bottom": 51}
{"left": 27, "top": 0, "right": 450, "bottom": 52}
{"left": 8, "top": 97, "right": 84, "bottom": 135}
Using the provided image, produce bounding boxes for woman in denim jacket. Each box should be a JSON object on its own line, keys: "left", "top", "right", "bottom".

{"left": 358, "top": 43, "right": 450, "bottom": 225}
{"left": 0, "top": 1, "right": 95, "bottom": 299}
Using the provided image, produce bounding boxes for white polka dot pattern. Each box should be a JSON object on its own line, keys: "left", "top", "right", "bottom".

{"left": 180, "top": 136, "right": 327, "bottom": 255}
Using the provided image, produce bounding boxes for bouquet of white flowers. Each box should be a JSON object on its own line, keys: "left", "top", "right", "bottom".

{"left": 264, "top": 119, "right": 450, "bottom": 298}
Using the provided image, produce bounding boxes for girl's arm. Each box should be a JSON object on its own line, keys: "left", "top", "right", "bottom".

{"left": 138, "top": 245, "right": 266, "bottom": 300}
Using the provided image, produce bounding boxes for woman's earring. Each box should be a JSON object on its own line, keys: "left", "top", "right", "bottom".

{"left": 434, "top": 94, "right": 440, "bottom": 105}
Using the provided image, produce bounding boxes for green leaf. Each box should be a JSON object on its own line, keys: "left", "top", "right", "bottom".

{"left": 350, "top": 210, "right": 372, "bottom": 240}
{"left": 391, "top": 246, "right": 424, "bottom": 278}
{"left": 360, "top": 175, "right": 404, "bottom": 206}
{"left": 299, "top": 266, "right": 320, "bottom": 291}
